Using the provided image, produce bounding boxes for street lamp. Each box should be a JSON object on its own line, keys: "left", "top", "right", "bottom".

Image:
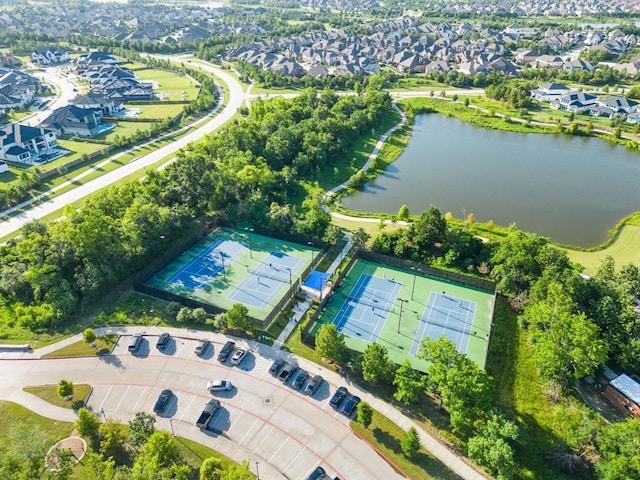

{"left": 99, "top": 407, "right": 107, "bottom": 421}
{"left": 285, "top": 267, "right": 292, "bottom": 286}
{"left": 308, "top": 241, "right": 315, "bottom": 263}
{"left": 255, "top": 461, "right": 260, "bottom": 479}
{"left": 169, "top": 418, "right": 176, "bottom": 438}
{"left": 398, "top": 298, "right": 407, "bottom": 333}
{"left": 242, "top": 233, "right": 252, "bottom": 258}
{"left": 217, "top": 250, "right": 226, "bottom": 282}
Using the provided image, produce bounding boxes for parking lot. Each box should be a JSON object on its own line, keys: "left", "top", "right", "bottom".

{"left": 83, "top": 333, "right": 398, "bottom": 480}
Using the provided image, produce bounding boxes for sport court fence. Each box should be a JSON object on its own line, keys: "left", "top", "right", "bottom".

{"left": 133, "top": 220, "right": 328, "bottom": 330}
{"left": 301, "top": 248, "right": 496, "bottom": 347}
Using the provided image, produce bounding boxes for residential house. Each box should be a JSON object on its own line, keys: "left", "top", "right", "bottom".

{"left": 0, "top": 69, "right": 40, "bottom": 109}
{"left": 602, "top": 374, "right": 640, "bottom": 417}
{"left": 0, "top": 161, "right": 8, "bottom": 174}
{"left": 40, "top": 105, "right": 102, "bottom": 137}
{"left": 70, "top": 93, "right": 123, "bottom": 115}
{"left": 563, "top": 58, "right": 594, "bottom": 73}
{"left": 30, "top": 46, "right": 70, "bottom": 65}
{"left": 590, "top": 96, "right": 638, "bottom": 118}
{"left": 553, "top": 91, "right": 598, "bottom": 113}
{"left": 0, "top": 52, "right": 20, "bottom": 68}
{"left": 534, "top": 55, "right": 565, "bottom": 69}
{"left": 0, "top": 123, "right": 57, "bottom": 164}
{"left": 530, "top": 83, "right": 571, "bottom": 102}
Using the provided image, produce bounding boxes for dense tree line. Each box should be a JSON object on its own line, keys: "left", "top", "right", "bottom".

{"left": 0, "top": 87, "right": 393, "bottom": 335}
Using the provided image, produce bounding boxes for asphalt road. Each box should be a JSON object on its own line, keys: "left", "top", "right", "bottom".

{"left": 0, "top": 63, "right": 244, "bottom": 237}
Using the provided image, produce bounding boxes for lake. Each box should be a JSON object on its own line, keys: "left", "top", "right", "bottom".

{"left": 341, "top": 114, "right": 640, "bottom": 247}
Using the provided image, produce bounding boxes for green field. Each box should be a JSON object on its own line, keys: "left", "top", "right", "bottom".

{"left": 94, "top": 121, "right": 156, "bottom": 143}
{"left": 312, "top": 258, "right": 495, "bottom": 371}
{"left": 563, "top": 224, "right": 640, "bottom": 275}
{"left": 127, "top": 103, "right": 185, "bottom": 120}
{"left": 148, "top": 227, "right": 319, "bottom": 321}
{"left": 133, "top": 68, "right": 199, "bottom": 101}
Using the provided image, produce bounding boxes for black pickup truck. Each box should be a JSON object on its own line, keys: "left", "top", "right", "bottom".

{"left": 195, "top": 399, "right": 220, "bottom": 429}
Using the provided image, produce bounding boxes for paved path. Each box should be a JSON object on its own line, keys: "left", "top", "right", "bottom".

{"left": 0, "top": 62, "right": 245, "bottom": 237}
{"left": 1, "top": 327, "right": 487, "bottom": 479}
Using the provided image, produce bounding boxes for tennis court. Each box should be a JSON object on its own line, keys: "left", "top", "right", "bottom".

{"left": 314, "top": 259, "right": 495, "bottom": 371}
{"left": 334, "top": 274, "right": 402, "bottom": 343}
{"left": 147, "top": 228, "right": 319, "bottom": 321}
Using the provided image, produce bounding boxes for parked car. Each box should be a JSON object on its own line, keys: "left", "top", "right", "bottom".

{"left": 153, "top": 389, "right": 172, "bottom": 414}
{"left": 217, "top": 341, "right": 235, "bottom": 362}
{"left": 278, "top": 362, "right": 297, "bottom": 382}
{"left": 306, "top": 466, "right": 327, "bottom": 480}
{"left": 292, "top": 370, "right": 309, "bottom": 390}
{"left": 156, "top": 332, "right": 170, "bottom": 350}
{"left": 194, "top": 339, "right": 210, "bottom": 356}
{"left": 329, "top": 386, "right": 348, "bottom": 409}
{"left": 340, "top": 395, "right": 361, "bottom": 417}
{"left": 207, "top": 380, "right": 233, "bottom": 392}
{"left": 128, "top": 333, "right": 143, "bottom": 353}
{"left": 230, "top": 349, "right": 247, "bottom": 366}
{"left": 195, "top": 399, "right": 220, "bottom": 429}
{"left": 304, "top": 375, "right": 323, "bottom": 396}
{"left": 269, "top": 358, "right": 285, "bottom": 376}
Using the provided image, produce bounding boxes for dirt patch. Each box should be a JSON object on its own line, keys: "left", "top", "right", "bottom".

{"left": 46, "top": 436, "right": 86, "bottom": 470}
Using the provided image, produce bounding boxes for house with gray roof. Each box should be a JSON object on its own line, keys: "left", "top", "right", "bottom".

{"left": 30, "top": 46, "right": 70, "bottom": 65}
{"left": 40, "top": 105, "right": 103, "bottom": 138}
{"left": 0, "top": 123, "right": 57, "bottom": 164}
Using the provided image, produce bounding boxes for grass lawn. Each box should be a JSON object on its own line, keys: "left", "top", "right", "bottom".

{"left": 134, "top": 68, "right": 199, "bottom": 101}
{"left": 351, "top": 408, "right": 461, "bottom": 480}
{"left": 563, "top": 224, "right": 640, "bottom": 274}
{"left": 127, "top": 103, "right": 185, "bottom": 120}
{"left": 95, "top": 121, "right": 156, "bottom": 143}
{"left": 23, "top": 384, "right": 92, "bottom": 410}
{"left": 43, "top": 335, "right": 118, "bottom": 358}
{"left": 0, "top": 400, "right": 72, "bottom": 445}
{"left": 249, "top": 85, "right": 303, "bottom": 95}
{"left": 388, "top": 76, "right": 461, "bottom": 91}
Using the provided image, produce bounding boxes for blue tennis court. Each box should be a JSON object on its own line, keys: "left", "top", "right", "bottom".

{"left": 409, "top": 292, "right": 476, "bottom": 356}
{"left": 333, "top": 274, "right": 402, "bottom": 343}
{"left": 228, "top": 252, "right": 304, "bottom": 309}
{"left": 168, "top": 238, "right": 245, "bottom": 290}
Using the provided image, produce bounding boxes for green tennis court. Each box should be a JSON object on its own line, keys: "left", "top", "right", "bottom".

{"left": 313, "top": 259, "right": 495, "bottom": 372}
{"left": 147, "top": 228, "right": 319, "bottom": 321}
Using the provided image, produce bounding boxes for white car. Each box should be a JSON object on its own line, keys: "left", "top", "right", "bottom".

{"left": 230, "top": 349, "right": 247, "bottom": 366}
{"left": 207, "top": 380, "right": 233, "bottom": 392}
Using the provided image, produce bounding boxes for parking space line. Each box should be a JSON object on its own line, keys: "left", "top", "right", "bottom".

{"left": 268, "top": 437, "right": 289, "bottom": 464}
{"left": 115, "top": 385, "right": 131, "bottom": 411}
{"left": 99, "top": 384, "right": 114, "bottom": 410}
{"left": 179, "top": 395, "right": 197, "bottom": 422}
{"left": 227, "top": 409, "right": 245, "bottom": 436}
{"left": 282, "top": 445, "right": 307, "bottom": 474}
{"left": 131, "top": 386, "right": 148, "bottom": 413}
{"left": 236, "top": 415, "right": 258, "bottom": 444}
{"left": 253, "top": 425, "right": 275, "bottom": 453}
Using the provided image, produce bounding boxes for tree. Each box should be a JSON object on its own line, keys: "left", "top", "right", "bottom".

{"left": 128, "top": 412, "right": 156, "bottom": 448}
{"left": 315, "top": 323, "right": 347, "bottom": 363}
{"left": 322, "top": 224, "right": 344, "bottom": 246}
{"left": 401, "top": 427, "right": 420, "bottom": 458}
{"left": 356, "top": 401, "right": 373, "bottom": 428}
{"left": 408, "top": 206, "right": 447, "bottom": 253}
{"left": 76, "top": 408, "right": 100, "bottom": 438}
{"left": 397, "top": 204, "right": 409, "bottom": 221}
{"left": 99, "top": 418, "right": 127, "bottom": 460}
{"left": 596, "top": 418, "right": 640, "bottom": 480}
{"left": 57, "top": 379, "right": 74, "bottom": 401}
{"left": 83, "top": 328, "right": 97, "bottom": 347}
{"left": 352, "top": 227, "right": 370, "bottom": 248}
{"left": 467, "top": 412, "right": 518, "bottom": 480}
{"left": 393, "top": 360, "right": 425, "bottom": 405}
{"left": 199, "top": 457, "right": 224, "bottom": 480}
{"left": 131, "top": 431, "right": 181, "bottom": 479}
{"left": 361, "top": 343, "right": 392, "bottom": 383}
{"left": 226, "top": 303, "right": 251, "bottom": 331}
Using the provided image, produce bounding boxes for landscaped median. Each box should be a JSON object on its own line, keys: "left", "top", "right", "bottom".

{"left": 23, "top": 384, "right": 92, "bottom": 410}
{"left": 42, "top": 334, "right": 117, "bottom": 358}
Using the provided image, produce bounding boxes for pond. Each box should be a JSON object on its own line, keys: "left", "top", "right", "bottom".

{"left": 341, "top": 114, "right": 640, "bottom": 247}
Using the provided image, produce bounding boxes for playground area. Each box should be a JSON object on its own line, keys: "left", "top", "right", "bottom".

{"left": 147, "top": 228, "right": 319, "bottom": 321}
{"left": 313, "top": 259, "right": 495, "bottom": 371}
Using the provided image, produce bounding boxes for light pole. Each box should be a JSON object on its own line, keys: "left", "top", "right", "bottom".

{"left": 217, "top": 250, "right": 226, "bottom": 282}
{"left": 461, "top": 208, "right": 466, "bottom": 222}
{"left": 308, "top": 241, "right": 315, "bottom": 263}
{"left": 99, "top": 407, "right": 107, "bottom": 421}
{"left": 243, "top": 233, "right": 252, "bottom": 258}
{"left": 255, "top": 461, "right": 260, "bottom": 479}
{"left": 398, "top": 298, "right": 407, "bottom": 333}
{"left": 285, "top": 267, "right": 292, "bottom": 286}
{"left": 410, "top": 267, "right": 417, "bottom": 301}
{"left": 169, "top": 418, "right": 176, "bottom": 438}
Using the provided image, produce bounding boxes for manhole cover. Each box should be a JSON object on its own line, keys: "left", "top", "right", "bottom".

{"left": 264, "top": 396, "right": 272, "bottom": 405}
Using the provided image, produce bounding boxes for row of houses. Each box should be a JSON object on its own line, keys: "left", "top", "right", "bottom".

{"left": 0, "top": 68, "right": 41, "bottom": 110}
{"left": 531, "top": 82, "right": 640, "bottom": 122}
